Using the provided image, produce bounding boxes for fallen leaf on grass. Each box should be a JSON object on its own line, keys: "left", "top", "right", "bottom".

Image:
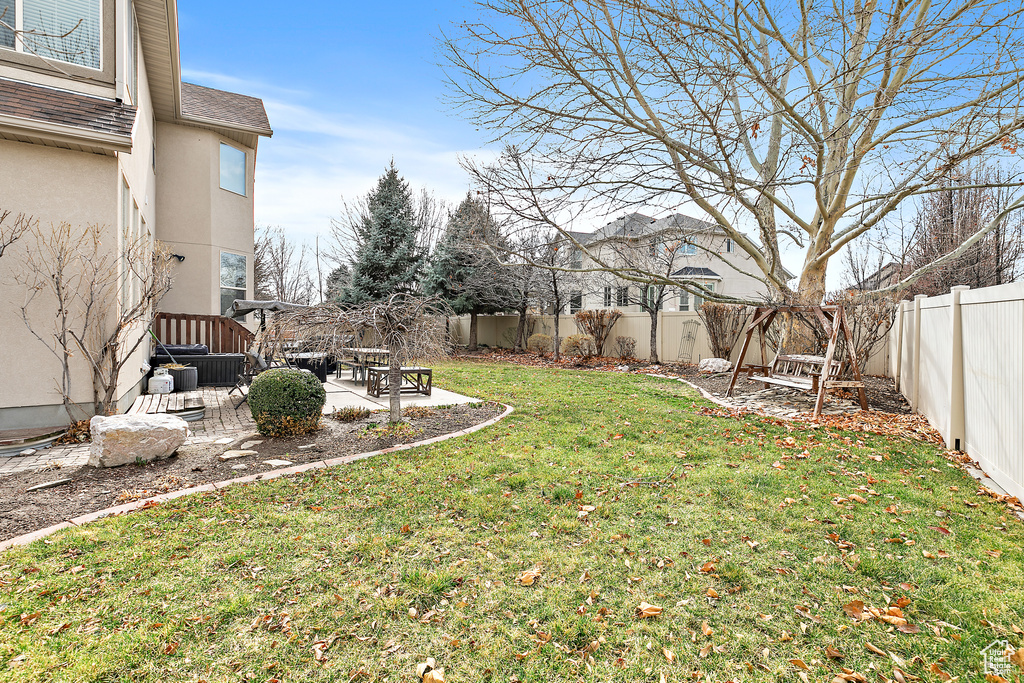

{"left": 516, "top": 568, "right": 542, "bottom": 586}
{"left": 662, "top": 647, "right": 675, "bottom": 663}
{"left": 929, "top": 663, "right": 951, "bottom": 681}
{"left": 163, "top": 642, "right": 179, "bottom": 655}
{"left": 701, "top": 621, "right": 713, "bottom": 636}
{"left": 842, "top": 600, "right": 865, "bottom": 620}
{"left": 865, "top": 642, "right": 886, "bottom": 656}
{"left": 825, "top": 646, "right": 844, "bottom": 660}
{"left": 789, "top": 659, "right": 809, "bottom": 670}
{"left": 706, "top": 588, "right": 719, "bottom": 599}
{"left": 636, "top": 602, "right": 662, "bottom": 618}
{"left": 417, "top": 658, "right": 445, "bottom": 682}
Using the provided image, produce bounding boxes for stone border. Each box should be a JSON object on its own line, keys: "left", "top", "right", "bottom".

{"left": 0, "top": 403, "right": 514, "bottom": 552}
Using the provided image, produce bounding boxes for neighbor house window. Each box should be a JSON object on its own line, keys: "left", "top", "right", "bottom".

{"left": 220, "top": 252, "right": 247, "bottom": 315}
{"left": 680, "top": 242, "right": 698, "bottom": 255}
{"left": 683, "top": 283, "right": 715, "bottom": 311}
{"left": 2, "top": 0, "right": 102, "bottom": 69}
{"left": 569, "top": 247, "right": 582, "bottom": 269}
{"left": 646, "top": 286, "right": 662, "bottom": 311}
{"left": 570, "top": 292, "right": 583, "bottom": 313}
{"left": 725, "top": 238, "right": 734, "bottom": 253}
{"left": 219, "top": 143, "right": 246, "bottom": 196}
{"left": 603, "top": 286, "right": 612, "bottom": 307}
{"left": 616, "top": 286, "right": 629, "bottom": 307}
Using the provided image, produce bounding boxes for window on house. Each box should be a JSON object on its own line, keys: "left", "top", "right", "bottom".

{"left": 2, "top": 0, "right": 102, "bottom": 69}
{"left": 220, "top": 252, "right": 247, "bottom": 315}
{"left": 616, "top": 286, "right": 629, "bottom": 307}
{"left": 646, "top": 285, "right": 662, "bottom": 311}
{"left": 125, "top": 1, "right": 138, "bottom": 103}
{"left": 219, "top": 143, "right": 247, "bottom": 196}
{"left": 569, "top": 247, "right": 582, "bottom": 269}
{"left": 603, "top": 286, "right": 612, "bottom": 307}
{"left": 569, "top": 292, "right": 583, "bottom": 314}
{"left": 679, "top": 290, "right": 690, "bottom": 311}
{"left": 0, "top": 0, "right": 14, "bottom": 48}
{"left": 680, "top": 242, "right": 698, "bottom": 255}
{"left": 725, "top": 238, "right": 734, "bottom": 253}
{"left": 120, "top": 179, "right": 131, "bottom": 308}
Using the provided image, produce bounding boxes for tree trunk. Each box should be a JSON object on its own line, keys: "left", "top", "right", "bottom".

{"left": 514, "top": 304, "right": 528, "bottom": 352}
{"left": 782, "top": 261, "right": 829, "bottom": 353}
{"left": 388, "top": 342, "right": 402, "bottom": 423}
{"left": 469, "top": 311, "right": 479, "bottom": 351}
{"left": 553, "top": 309, "right": 560, "bottom": 360}
{"left": 649, "top": 309, "right": 659, "bottom": 364}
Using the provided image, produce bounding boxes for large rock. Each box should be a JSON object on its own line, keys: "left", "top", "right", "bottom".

{"left": 698, "top": 357, "right": 733, "bottom": 374}
{"left": 88, "top": 414, "right": 188, "bottom": 468}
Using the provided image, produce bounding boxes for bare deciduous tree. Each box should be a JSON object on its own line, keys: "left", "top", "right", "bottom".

{"left": 0, "top": 209, "right": 30, "bottom": 259}
{"left": 443, "top": 0, "right": 1024, "bottom": 313}
{"left": 17, "top": 221, "right": 174, "bottom": 418}
{"left": 697, "top": 303, "right": 749, "bottom": 360}
{"left": 254, "top": 225, "right": 316, "bottom": 304}
{"left": 258, "top": 295, "right": 449, "bottom": 422}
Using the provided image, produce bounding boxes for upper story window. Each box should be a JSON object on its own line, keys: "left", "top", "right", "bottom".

{"left": 219, "top": 143, "right": 247, "bottom": 196}
{"left": 680, "top": 242, "right": 698, "bottom": 255}
{"left": 0, "top": 0, "right": 102, "bottom": 69}
{"left": 725, "top": 238, "right": 734, "bottom": 253}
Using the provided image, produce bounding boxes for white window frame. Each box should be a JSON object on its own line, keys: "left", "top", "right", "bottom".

{"left": 569, "top": 291, "right": 583, "bottom": 314}
{"left": 220, "top": 251, "right": 247, "bottom": 316}
{"left": 0, "top": 0, "right": 104, "bottom": 70}
{"left": 725, "top": 238, "right": 734, "bottom": 253}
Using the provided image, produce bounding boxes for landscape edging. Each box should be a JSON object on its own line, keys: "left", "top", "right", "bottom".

{"left": 0, "top": 403, "right": 514, "bottom": 552}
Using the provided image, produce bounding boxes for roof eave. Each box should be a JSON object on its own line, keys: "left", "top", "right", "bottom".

{"left": 180, "top": 112, "right": 273, "bottom": 137}
{"left": 0, "top": 113, "right": 133, "bottom": 153}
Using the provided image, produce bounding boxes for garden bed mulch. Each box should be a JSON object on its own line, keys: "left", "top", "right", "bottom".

{"left": 0, "top": 402, "right": 504, "bottom": 542}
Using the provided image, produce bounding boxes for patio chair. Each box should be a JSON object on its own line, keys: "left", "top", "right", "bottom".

{"left": 231, "top": 350, "right": 285, "bottom": 409}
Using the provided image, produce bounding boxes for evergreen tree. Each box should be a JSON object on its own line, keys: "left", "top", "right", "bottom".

{"left": 423, "top": 195, "right": 512, "bottom": 349}
{"left": 343, "top": 163, "right": 422, "bottom": 304}
{"left": 324, "top": 264, "right": 351, "bottom": 302}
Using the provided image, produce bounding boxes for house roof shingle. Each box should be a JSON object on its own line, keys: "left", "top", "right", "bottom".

{"left": 180, "top": 82, "right": 272, "bottom": 135}
{"left": 0, "top": 78, "right": 136, "bottom": 139}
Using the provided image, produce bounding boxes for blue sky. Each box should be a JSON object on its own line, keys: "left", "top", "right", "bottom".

{"left": 178, "top": 0, "right": 489, "bottom": 244}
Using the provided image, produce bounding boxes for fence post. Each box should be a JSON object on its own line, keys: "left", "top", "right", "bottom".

{"left": 893, "top": 302, "right": 905, "bottom": 391}
{"left": 949, "top": 286, "right": 969, "bottom": 451}
{"left": 911, "top": 294, "right": 926, "bottom": 412}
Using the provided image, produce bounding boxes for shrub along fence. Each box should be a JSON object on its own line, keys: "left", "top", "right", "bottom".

{"left": 889, "top": 282, "right": 1024, "bottom": 500}
{"left": 453, "top": 311, "right": 890, "bottom": 375}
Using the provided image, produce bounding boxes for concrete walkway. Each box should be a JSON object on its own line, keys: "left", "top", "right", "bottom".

{"left": 323, "top": 376, "right": 479, "bottom": 413}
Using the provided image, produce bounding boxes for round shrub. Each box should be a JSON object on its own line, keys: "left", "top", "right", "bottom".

{"left": 560, "top": 333, "right": 597, "bottom": 359}
{"left": 527, "top": 333, "right": 553, "bottom": 356}
{"left": 248, "top": 368, "right": 326, "bottom": 436}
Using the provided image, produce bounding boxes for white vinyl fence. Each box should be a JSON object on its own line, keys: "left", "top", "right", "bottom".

{"left": 453, "top": 310, "right": 891, "bottom": 374}
{"left": 890, "top": 283, "right": 1024, "bottom": 500}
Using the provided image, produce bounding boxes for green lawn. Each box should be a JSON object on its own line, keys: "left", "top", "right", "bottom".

{"left": 1, "top": 361, "right": 1021, "bottom": 682}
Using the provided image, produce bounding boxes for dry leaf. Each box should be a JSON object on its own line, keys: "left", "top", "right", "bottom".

{"left": 825, "top": 645, "right": 844, "bottom": 660}
{"left": 516, "top": 568, "right": 542, "bottom": 586}
{"left": 163, "top": 642, "right": 180, "bottom": 655}
{"left": 865, "top": 642, "right": 886, "bottom": 656}
{"left": 699, "top": 643, "right": 713, "bottom": 658}
{"left": 789, "top": 659, "right": 809, "bottom": 670}
{"left": 706, "top": 588, "right": 719, "bottom": 599}
{"left": 842, "top": 600, "right": 865, "bottom": 620}
{"left": 1011, "top": 648, "right": 1024, "bottom": 671}
{"left": 929, "top": 663, "right": 951, "bottom": 682}
{"left": 637, "top": 601, "right": 662, "bottom": 618}
{"left": 701, "top": 621, "right": 713, "bottom": 637}
{"left": 662, "top": 647, "right": 675, "bottom": 663}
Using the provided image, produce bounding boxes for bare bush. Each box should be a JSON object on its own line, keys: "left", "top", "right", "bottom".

{"left": 697, "top": 303, "right": 749, "bottom": 360}
{"left": 614, "top": 336, "right": 636, "bottom": 359}
{"left": 527, "top": 333, "right": 553, "bottom": 356}
{"left": 560, "top": 333, "right": 597, "bottom": 360}
{"left": 574, "top": 309, "right": 622, "bottom": 356}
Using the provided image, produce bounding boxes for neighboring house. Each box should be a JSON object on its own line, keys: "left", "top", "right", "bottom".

{"left": 850, "top": 262, "right": 903, "bottom": 293}
{"left": 566, "top": 212, "right": 779, "bottom": 313}
{"left": 0, "top": 0, "right": 272, "bottom": 430}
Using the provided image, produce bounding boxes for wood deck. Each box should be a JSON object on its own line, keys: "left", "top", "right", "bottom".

{"left": 126, "top": 391, "right": 206, "bottom": 422}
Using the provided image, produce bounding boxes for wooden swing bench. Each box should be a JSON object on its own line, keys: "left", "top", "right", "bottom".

{"left": 728, "top": 305, "right": 868, "bottom": 417}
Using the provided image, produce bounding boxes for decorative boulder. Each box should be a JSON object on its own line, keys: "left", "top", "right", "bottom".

{"left": 88, "top": 414, "right": 188, "bottom": 468}
{"left": 698, "top": 357, "right": 733, "bottom": 374}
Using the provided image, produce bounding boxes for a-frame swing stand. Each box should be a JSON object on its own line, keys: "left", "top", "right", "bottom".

{"left": 726, "top": 305, "right": 869, "bottom": 418}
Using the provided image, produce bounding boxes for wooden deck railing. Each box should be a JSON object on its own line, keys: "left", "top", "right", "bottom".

{"left": 153, "top": 312, "right": 255, "bottom": 354}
